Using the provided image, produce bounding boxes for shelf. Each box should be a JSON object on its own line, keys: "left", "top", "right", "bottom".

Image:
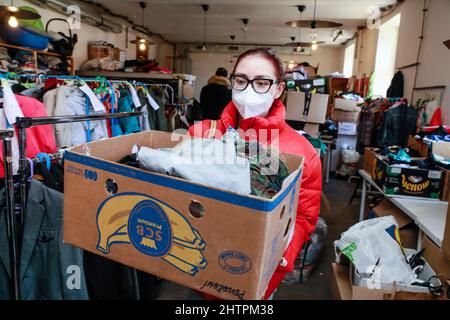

{"left": 76, "top": 70, "right": 196, "bottom": 82}
{"left": 0, "top": 42, "right": 75, "bottom": 76}
{"left": 0, "top": 42, "right": 73, "bottom": 58}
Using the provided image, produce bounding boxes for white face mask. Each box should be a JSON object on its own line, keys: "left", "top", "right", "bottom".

{"left": 232, "top": 87, "right": 277, "bottom": 119}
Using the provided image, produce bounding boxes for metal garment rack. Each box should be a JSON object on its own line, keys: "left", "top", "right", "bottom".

{"left": 0, "top": 130, "right": 20, "bottom": 300}
{"left": 0, "top": 73, "right": 176, "bottom": 106}
{"left": 1, "top": 111, "right": 142, "bottom": 301}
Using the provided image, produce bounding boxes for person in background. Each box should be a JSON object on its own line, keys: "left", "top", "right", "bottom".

{"left": 200, "top": 67, "right": 232, "bottom": 120}
{"left": 189, "top": 47, "right": 322, "bottom": 300}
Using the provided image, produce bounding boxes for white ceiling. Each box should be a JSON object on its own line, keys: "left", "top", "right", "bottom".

{"left": 94, "top": 0, "right": 397, "bottom": 46}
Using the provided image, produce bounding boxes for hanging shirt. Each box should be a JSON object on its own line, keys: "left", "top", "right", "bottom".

{"left": 0, "top": 94, "right": 57, "bottom": 179}
{"left": 118, "top": 90, "right": 141, "bottom": 134}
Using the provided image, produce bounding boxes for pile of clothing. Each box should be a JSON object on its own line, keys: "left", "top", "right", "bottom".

{"left": 0, "top": 48, "right": 70, "bottom": 74}
{"left": 119, "top": 128, "right": 290, "bottom": 199}
{"left": 122, "top": 59, "right": 172, "bottom": 74}
{"left": 336, "top": 92, "right": 364, "bottom": 103}
{"left": 377, "top": 146, "right": 436, "bottom": 171}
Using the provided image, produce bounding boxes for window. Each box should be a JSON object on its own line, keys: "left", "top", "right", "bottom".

{"left": 373, "top": 13, "right": 401, "bottom": 97}
{"left": 343, "top": 43, "right": 355, "bottom": 78}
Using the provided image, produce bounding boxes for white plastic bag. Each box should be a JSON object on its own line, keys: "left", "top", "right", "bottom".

{"left": 334, "top": 216, "right": 417, "bottom": 285}
{"left": 138, "top": 131, "right": 251, "bottom": 195}
{"left": 341, "top": 148, "right": 360, "bottom": 164}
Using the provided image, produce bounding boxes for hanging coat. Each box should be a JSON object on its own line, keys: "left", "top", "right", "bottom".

{"left": 386, "top": 71, "right": 404, "bottom": 98}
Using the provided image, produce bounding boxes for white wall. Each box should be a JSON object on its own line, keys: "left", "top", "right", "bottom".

{"left": 14, "top": 0, "right": 173, "bottom": 69}
{"left": 188, "top": 46, "right": 344, "bottom": 101}
{"left": 342, "top": 0, "right": 450, "bottom": 124}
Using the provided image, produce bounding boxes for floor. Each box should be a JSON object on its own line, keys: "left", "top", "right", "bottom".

{"left": 156, "top": 177, "right": 360, "bottom": 300}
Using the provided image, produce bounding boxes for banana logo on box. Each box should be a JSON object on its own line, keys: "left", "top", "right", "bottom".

{"left": 96, "top": 193, "right": 207, "bottom": 276}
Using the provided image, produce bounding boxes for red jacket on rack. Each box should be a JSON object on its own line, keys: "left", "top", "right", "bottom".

{"left": 0, "top": 95, "right": 58, "bottom": 178}
{"left": 188, "top": 99, "right": 322, "bottom": 299}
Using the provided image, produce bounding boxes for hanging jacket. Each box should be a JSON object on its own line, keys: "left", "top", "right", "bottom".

{"left": 147, "top": 89, "right": 168, "bottom": 132}
{"left": 377, "top": 102, "right": 418, "bottom": 147}
{"left": 0, "top": 180, "right": 89, "bottom": 300}
{"left": 188, "top": 99, "right": 322, "bottom": 299}
{"left": 137, "top": 89, "right": 154, "bottom": 131}
{"left": 118, "top": 90, "right": 141, "bottom": 134}
{"left": 386, "top": 71, "right": 404, "bottom": 98}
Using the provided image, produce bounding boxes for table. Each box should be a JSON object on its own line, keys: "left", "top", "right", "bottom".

{"left": 390, "top": 198, "right": 448, "bottom": 248}
{"left": 358, "top": 169, "right": 448, "bottom": 250}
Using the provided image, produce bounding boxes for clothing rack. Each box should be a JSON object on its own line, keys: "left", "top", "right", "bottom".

{"left": 31, "top": 150, "right": 65, "bottom": 163}
{"left": 0, "top": 73, "right": 176, "bottom": 106}
{"left": 0, "top": 130, "right": 20, "bottom": 300}
{"left": 0, "top": 72, "right": 160, "bottom": 299}
{"left": 5, "top": 111, "right": 143, "bottom": 300}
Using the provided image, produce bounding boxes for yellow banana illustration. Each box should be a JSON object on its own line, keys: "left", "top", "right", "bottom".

{"left": 96, "top": 193, "right": 208, "bottom": 276}
{"left": 162, "top": 254, "right": 200, "bottom": 276}
{"left": 169, "top": 243, "right": 207, "bottom": 269}
{"left": 96, "top": 195, "right": 149, "bottom": 253}
{"left": 157, "top": 201, "right": 202, "bottom": 245}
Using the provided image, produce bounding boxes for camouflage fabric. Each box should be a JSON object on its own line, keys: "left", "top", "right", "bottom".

{"left": 236, "top": 140, "right": 289, "bottom": 199}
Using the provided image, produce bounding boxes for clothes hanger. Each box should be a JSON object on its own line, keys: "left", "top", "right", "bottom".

{"left": 35, "top": 153, "right": 51, "bottom": 171}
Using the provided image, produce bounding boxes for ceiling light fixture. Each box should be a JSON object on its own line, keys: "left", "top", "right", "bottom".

{"left": 8, "top": 0, "right": 18, "bottom": 28}
{"left": 201, "top": 4, "right": 209, "bottom": 51}
{"left": 296, "top": 6, "right": 305, "bottom": 53}
{"left": 130, "top": 2, "right": 152, "bottom": 51}
{"left": 310, "top": 0, "right": 318, "bottom": 41}
{"left": 242, "top": 18, "right": 249, "bottom": 48}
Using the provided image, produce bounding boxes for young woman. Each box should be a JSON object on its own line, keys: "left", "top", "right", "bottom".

{"left": 188, "top": 47, "right": 322, "bottom": 299}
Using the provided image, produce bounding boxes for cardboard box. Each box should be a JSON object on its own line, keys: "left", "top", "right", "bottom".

{"left": 88, "top": 44, "right": 114, "bottom": 59}
{"left": 432, "top": 141, "right": 450, "bottom": 201}
{"left": 350, "top": 249, "right": 442, "bottom": 297}
{"left": 432, "top": 141, "right": 450, "bottom": 159}
{"left": 331, "top": 263, "right": 352, "bottom": 300}
{"left": 331, "top": 254, "right": 446, "bottom": 300}
{"left": 408, "top": 136, "right": 429, "bottom": 158}
{"left": 363, "top": 147, "right": 380, "bottom": 179}
{"left": 423, "top": 236, "right": 450, "bottom": 283}
{"left": 113, "top": 48, "right": 127, "bottom": 62}
{"left": 368, "top": 199, "right": 419, "bottom": 249}
{"left": 440, "top": 169, "right": 450, "bottom": 202}
{"left": 374, "top": 157, "right": 443, "bottom": 199}
{"left": 285, "top": 91, "right": 329, "bottom": 124}
{"left": 334, "top": 98, "right": 360, "bottom": 112}
{"left": 332, "top": 108, "right": 361, "bottom": 123}
{"left": 63, "top": 131, "right": 304, "bottom": 300}
{"left": 337, "top": 122, "right": 357, "bottom": 136}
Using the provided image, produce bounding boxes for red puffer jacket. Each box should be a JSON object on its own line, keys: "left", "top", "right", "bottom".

{"left": 188, "top": 99, "right": 322, "bottom": 299}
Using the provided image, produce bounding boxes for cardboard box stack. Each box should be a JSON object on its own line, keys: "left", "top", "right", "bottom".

{"left": 332, "top": 98, "right": 362, "bottom": 124}
{"left": 63, "top": 131, "right": 304, "bottom": 300}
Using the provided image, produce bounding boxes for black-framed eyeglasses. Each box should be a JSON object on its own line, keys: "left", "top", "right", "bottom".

{"left": 230, "top": 74, "right": 280, "bottom": 94}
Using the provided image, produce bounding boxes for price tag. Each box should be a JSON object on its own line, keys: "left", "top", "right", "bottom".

{"left": 129, "top": 85, "right": 142, "bottom": 108}
{"left": 1, "top": 79, "right": 24, "bottom": 124}
{"left": 80, "top": 85, "right": 105, "bottom": 112}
